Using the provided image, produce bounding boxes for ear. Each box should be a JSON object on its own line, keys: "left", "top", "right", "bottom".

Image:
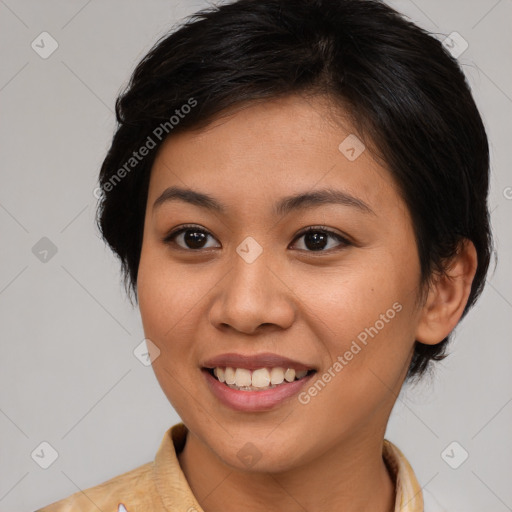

{"left": 415, "top": 239, "right": 478, "bottom": 345}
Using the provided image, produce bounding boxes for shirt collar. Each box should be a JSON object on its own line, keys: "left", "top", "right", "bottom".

{"left": 153, "top": 423, "right": 423, "bottom": 512}
{"left": 383, "top": 439, "right": 424, "bottom": 511}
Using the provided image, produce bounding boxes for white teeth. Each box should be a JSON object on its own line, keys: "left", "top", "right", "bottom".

{"left": 234, "top": 368, "right": 252, "bottom": 387}
{"left": 211, "top": 366, "right": 311, "bottom": 389}
{"left": 270, "top": 367, "right": 284, "bottom": 385}
{"left": 252, "top": 368, "right": 271, "bottom": 388}
{"left": 224, "top": 367, "right": 236, "bottom": 385}
{"left": 284, "top": 368, "right": 296, "bottom": 382}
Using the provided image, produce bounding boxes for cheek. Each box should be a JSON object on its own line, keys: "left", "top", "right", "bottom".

{"left": 137, "top": 248, "right": 190, "bottom": 363}
{"left": 137, "top": 250, "right": 202, "bottom": 415}
{"left": 138, "top": 244, "right": 199, "bottom": 337}
{"left": 137, "top": 244, "right": 226, "bottom": 385}
{"left": 293, "top": 270, "right": 417, "bottom": 436}
{"left": 292, "top": 259, "right": 414, "bottom": 340}
{"left": 289, "top": 254, "right": 419, "bottom": 399}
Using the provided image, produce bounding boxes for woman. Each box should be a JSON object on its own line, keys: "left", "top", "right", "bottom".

{"left": 37, "top": 0, "right": 492, "bottom": 510}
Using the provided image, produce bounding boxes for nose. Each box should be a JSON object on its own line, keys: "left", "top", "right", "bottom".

{"left": 208, "top": 246, "right": 296, "bottom": 335}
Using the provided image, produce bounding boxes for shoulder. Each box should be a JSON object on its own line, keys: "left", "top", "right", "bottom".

{"left": 35, "top": 461, "right": 159, "bottom": 512}
{"left": 35, "top": 424, "right": 186, "bottom": 512}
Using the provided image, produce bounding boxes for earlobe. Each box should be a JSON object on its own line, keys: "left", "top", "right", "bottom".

{"left": 415, "top": 239, "right": 478, "bottom": 346}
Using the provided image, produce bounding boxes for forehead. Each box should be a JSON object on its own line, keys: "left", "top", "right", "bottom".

{"left": 148, "top": 94, "right": 403, "bottom": 218}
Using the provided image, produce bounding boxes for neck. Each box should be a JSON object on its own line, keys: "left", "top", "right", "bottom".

{"left": 178, "top": 427, "right": 395, "bottom": 512}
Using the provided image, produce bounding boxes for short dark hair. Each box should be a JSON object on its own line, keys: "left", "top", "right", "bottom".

{"left": 96, "top": 0, "right": 493, "bottom": 380}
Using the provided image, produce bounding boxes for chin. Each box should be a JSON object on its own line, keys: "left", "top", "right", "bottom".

{"left": 208, "top": 429, "right": 310, "bottom": 473}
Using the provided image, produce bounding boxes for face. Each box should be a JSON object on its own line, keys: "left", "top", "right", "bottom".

{"left": 137, "top": 94, "right": 424, "bottom": 473}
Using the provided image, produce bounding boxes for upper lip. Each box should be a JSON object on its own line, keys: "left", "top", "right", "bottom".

{"left": 202, "top": 352, "right": 316, "bottom": 371}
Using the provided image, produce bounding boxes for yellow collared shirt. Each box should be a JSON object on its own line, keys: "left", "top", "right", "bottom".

{"left": 37, "top": 422, "right": 424, "bottom": 512}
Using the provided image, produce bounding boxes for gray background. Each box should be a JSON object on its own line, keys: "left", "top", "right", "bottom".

{"left": 0, "top": 1, "right": 510, "bottom": 510}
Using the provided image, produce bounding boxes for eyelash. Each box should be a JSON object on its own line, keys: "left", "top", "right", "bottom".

{"left": 162, "top": 224, "right": 351, "bottom": 253}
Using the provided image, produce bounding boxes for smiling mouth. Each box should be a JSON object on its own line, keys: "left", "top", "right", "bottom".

{"left": 204, "top": 366, "right": 316, "bottom": 391}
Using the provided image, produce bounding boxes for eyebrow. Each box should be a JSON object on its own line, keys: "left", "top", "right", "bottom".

{"left": 152, "top": 185, "right": 375, "bottom": 216}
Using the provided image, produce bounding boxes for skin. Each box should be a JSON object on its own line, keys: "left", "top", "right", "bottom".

{"left": 137, "top": 94, "right": 477, "bottom": 512}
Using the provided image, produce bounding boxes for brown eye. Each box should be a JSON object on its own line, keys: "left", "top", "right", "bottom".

{"left": 163, "top": 225, "right": 221, "bottom": 250}
{"left": 291, "top": 227, "right": 350, "bottom": 252}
